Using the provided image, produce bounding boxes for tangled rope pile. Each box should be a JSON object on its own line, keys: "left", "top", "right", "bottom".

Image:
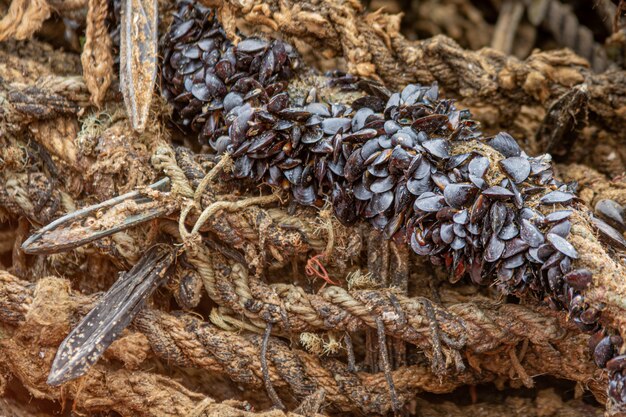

{"left": 1, "top": 0, "right": 625, "bottom": 416}
{"left": 0, "top": 271, "right": 606, "bottom": 415}
{"left": 196, "top": 0, "right": 626, "bottom": 141}
{"left": 1, "top": 90, "right": 616, "bottom": 411}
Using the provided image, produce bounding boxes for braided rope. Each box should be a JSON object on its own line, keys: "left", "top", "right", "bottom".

{"left": 147, "top": 146, "right": 626, "bottom": 353}
{"left": 0, "top": 271, "right": 605, "bottom": 413}
{"left": 184, "top": 246, "right": 567, "bottom": 357}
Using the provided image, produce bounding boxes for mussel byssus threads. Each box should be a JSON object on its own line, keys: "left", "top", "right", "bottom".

{"left": 160, "top": 1, "right": 626, "bottom": 408}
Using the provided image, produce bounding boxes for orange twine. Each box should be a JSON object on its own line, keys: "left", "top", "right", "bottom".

{"left": 305, "top": 254, "right": 338, "bottom": 286}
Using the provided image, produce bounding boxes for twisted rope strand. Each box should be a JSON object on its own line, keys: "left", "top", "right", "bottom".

{"left": 0, "top": 271, "right": 605, "bottom": 414}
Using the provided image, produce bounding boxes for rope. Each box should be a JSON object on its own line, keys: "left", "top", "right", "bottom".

{"left": 193, "top": 153, "right": 232, "bottom": 205}
{"left": 0, "top": 271, "right": 606, "bottom": 413}
{"left": 149, "top": 138, "right": 624, "bottom": 342}
{"left": 152, "top": 144, "right": 280, "bottom": 255}
{"left": 151, "top": 145, "right": 194, "bottom": 199}
{"left": 180, "top": 247, "right": 565, "bottom": 357}
{"left": 200, "top": 0, "right": 626, "bottom": 142}
{"left": 0, "top": 0, "right": 50, "bottom": 42}
{"left": 81, "top": 0, "right": 113, "bottom": 106}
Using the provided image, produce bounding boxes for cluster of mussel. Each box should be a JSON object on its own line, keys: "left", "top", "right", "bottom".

{"left": 160, "top": 0, "right": 626, "bottom": 408}
{"left": 160, "top": 1, "right": 299, "bottom": 138}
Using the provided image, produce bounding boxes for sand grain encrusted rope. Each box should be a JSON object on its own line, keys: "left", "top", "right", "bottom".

{"left": 2, "top": 326, "right": 326, "bottom": 417}
{"left": 0, "top": 271, "right": 607, "bottom": 413}
{"left": 187, "top": 247, "right": 566, "bottom": 356}
{"left": 0, "top": 274, "right": 298, "bottom": 417}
